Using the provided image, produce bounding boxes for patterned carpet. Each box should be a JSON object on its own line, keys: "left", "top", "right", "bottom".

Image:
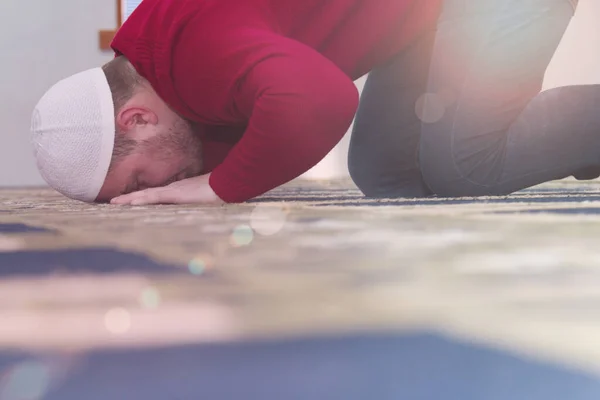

{"left": 2, "top": 178, "right": 600, "bottom": 399}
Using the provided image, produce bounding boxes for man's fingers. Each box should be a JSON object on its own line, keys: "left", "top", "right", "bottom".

{"left": 110, "top": 190, "right": 149, "bottom": 205}
{"left": 109, "top": 173, "right": 222, "bottom": 206}
{"left": 145, "top": 187, "right": 184, "bottom": 204}
{"left": 112, "top": 187, "right": 183, "bottom": 205}
{"left": 111, "top": 189, "right": 160, "bottom": 205}
{"left": 130, "top": 190, "right": 163, "bottom": 205}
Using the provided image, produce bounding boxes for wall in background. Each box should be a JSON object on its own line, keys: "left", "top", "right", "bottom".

{"left": 544, "top": 0, "right": 600, "bottom": 90}
{"left": 0, "top": 0, "right": 598, "bottom": 187}
{"left": 0, "top": 0, "right": 115, "bottom": 187}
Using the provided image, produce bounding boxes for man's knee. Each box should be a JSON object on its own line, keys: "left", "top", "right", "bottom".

{"left": 419, "top": 146, "right": 505, "bottom": 198}
{"left": 348, "top": 157, "right": 383, "bottom": 197}
{"left": 349, "top": 154, "right": 432, "bottom": 198}
{"left": 348, "top": 162, "right": 368, "bottom": 194}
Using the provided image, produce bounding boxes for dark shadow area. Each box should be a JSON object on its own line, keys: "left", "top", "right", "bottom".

{"left": 0, "top": 248, "right": 187, "bottom": 277}
{"left": 492, "top": 207, "right": 600, "bottom": 216}
{"left": 1, "top": 332, "right": 598, "bottom": 400}
{"left": 253, "top": 189, "right": 600, "bottom": 207}
{"left": 318, "top": 195, "right": 600, "bottom": 207}
{"left": 0, "top": 223, "right": 55, "bottom": 234}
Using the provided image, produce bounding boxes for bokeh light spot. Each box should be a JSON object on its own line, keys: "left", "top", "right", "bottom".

{"left": 104, "top": 307, "right": 131, "bottom": 335}
{"left": 139, "top": 287, "right": 161, "bottom": 309}
{"left": 189, "top": 253, "right": 215, "bottom": 275}
{"left": 188, "top": 259, "right": 206, "bottom": 275}
{"left": 231, "top": 225, "right": 254, "bottom": 247}
{"left": 415, "top": 93, "right": 446, "bottom": 123}
{"left": 0, "top": 361, "right": 51, "bottom": 400}
{"left": 250, "top": 204, "right": 288, "bottom": 236}
{"left": 0, "top": 235, "right": 25, "bottom": 253}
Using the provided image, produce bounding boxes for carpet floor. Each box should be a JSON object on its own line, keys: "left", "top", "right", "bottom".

{"left": 1, "top": 177, "right": 600, "bottom": 399}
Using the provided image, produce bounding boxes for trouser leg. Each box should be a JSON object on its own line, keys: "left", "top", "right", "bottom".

{"left": 419, "top": 0, "right": 600, "bottom": 196}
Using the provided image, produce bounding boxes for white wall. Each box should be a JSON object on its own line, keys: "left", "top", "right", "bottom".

{"left": 0, "top": 0, "right": 115, "bottom": 186}
{"left": 544, "top": 0, "right": 600, "bottom": 89}
{"left": 0, "top": 0, "right": 599, "bottom": 186}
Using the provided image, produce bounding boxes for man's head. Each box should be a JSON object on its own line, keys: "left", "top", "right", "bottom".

{"left": 31, "top": 56, "right": 204, "bottom": 203}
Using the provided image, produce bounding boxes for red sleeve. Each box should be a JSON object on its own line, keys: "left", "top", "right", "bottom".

{"left": 174, "top": 29, "right": 359, "bottom": 203}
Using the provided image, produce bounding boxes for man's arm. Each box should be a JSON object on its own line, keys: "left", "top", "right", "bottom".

{"left": 199, "top": 30, "right": 360, "bottom": 203}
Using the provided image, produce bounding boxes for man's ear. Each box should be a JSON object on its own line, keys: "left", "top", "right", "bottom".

{"left": 116, "top": 105, "right": 159, "bottom": 133}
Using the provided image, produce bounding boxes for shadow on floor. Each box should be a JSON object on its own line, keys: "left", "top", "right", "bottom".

{"left": 0, "top": 223, "right": 56, "bottom": 234}
{"left": 0, "top": 248, "right": 187, "bottom": 277}
{"left": 1, "top": 332, "right": 598, "bottom": 400}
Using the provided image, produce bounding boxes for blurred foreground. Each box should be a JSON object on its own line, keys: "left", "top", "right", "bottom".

{"left": 1, "top": 178, "right": 600, "bottom": 399}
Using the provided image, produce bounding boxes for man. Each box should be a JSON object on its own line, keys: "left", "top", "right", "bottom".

{"left": 32, "top": 0, "right": 589, "bottom": 206}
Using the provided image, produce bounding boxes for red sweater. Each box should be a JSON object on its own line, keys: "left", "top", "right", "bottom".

{"left": 111, "top": 0, "right": 442, "bottom": 203}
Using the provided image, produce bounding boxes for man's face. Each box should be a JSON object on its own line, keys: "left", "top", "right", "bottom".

{"left": 96, "top": 118, "right": 204, "bottom": 203}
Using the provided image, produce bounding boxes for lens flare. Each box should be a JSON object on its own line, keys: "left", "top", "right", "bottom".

{"left": 139, "top": 287, "right": 161, "bottom": 309}
{"left": 189, "top": 253, "right": 215, "bottom": 275}
{"left": 250, "top": 204, "right": 288, "bottom": 236}
{"left": 104, "top": 307, "right": 131, "bottom": 335}
{"left": 415, "top": 93, "right": 446, "bottom": 123}
{"left": 0, "top": 235, "right": 25, "bottom": 252}
{"left": 230, "top": 225, "right": 254, "bottom": 247}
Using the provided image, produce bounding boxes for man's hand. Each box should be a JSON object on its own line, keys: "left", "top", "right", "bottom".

{"left": 110, "top": 173, "right": 225, "bottom": 206}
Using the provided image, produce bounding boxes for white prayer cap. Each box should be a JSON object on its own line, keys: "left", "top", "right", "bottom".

{"left": 31, "top": 68, "right": 115, "bottom": 202}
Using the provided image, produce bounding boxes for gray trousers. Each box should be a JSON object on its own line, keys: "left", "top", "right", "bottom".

{"left": 348, "top": 0, "right": 599, "bottom": 198}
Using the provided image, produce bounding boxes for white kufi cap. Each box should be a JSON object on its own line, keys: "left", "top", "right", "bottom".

{"left": 31, "top": 68, "right": 115, "bottom": 202}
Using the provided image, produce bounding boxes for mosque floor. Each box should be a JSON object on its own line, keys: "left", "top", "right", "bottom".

{"left": 2, "top": 178, "right": 600, "bottom": 399}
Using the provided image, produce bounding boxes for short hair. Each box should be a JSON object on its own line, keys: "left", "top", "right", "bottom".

{"left": 102, "top": 56, "right": 144, "bottom": 171}
{"left": 102, "top": 55, "right": 144, "bottom": 113}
